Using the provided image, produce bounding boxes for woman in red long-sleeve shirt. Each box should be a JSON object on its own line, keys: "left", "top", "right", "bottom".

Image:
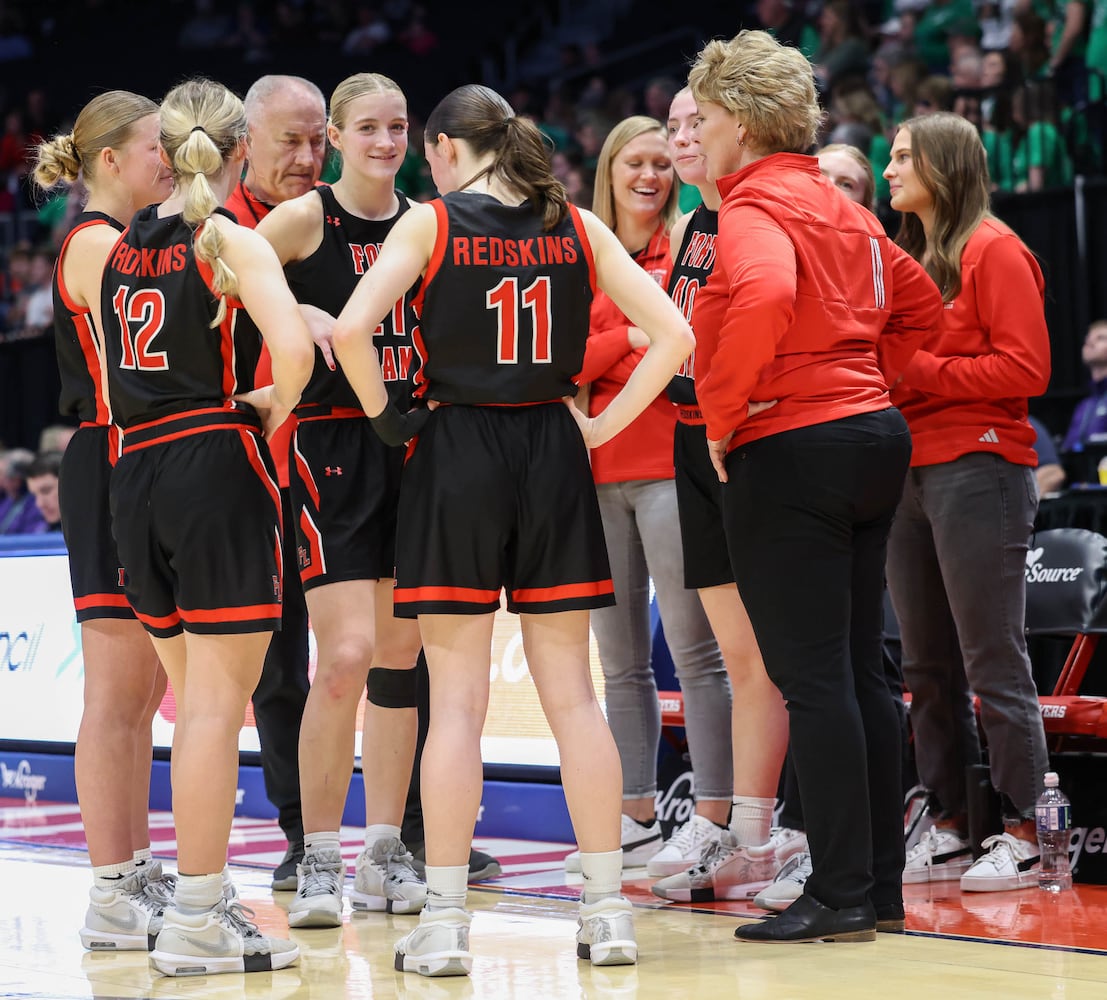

{"left": 688, "top": 29, "right": 943, "bottom": 943}
{"left": 883, "top": 112, "right": 1051, "bottom": 895}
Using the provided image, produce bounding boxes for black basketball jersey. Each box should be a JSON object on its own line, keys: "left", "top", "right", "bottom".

{"left": 102, "top": 205, "right": 261, "bottom": 429}
{"left": 285, "top": 186, "right": 418, "bottom": 409}
{"left": 411, "top": 192, "right": 595, "bottom": 405}
{"left": 665, "top": 204, "right": 718, "bottom": 407}
{"left": 53, "top": 211, "right": 120, "bottom": 424}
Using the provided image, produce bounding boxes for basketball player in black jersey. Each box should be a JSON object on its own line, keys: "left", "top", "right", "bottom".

{"left": 32, "top": 91, "right": 174, "bottom": 952}
{"left": 101, "top": 78, "right": 314, "bottom": 977}
{"left": 256, "top": 72, "right": 427, "bottom": 928}
{"left": 331, "top": 84, "right": 694, "bottom": 978}
{"left": 650, "top": 87, "right": 796, "bottom": 905}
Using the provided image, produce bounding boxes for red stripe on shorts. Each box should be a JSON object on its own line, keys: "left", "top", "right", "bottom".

{"left": 394, "top": 585, "right": 501, "bottom": 604}
{"left": 511, "top": 580, "right": 615, "bottom": 603}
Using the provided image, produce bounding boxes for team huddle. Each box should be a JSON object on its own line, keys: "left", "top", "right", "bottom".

{"left": 42, "top": 25, "right": 1051, "bottom": 986}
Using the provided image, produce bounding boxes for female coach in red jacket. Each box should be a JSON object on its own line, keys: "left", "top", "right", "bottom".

{"left": 688, "top": 30, "right": 943, "bottom": 942}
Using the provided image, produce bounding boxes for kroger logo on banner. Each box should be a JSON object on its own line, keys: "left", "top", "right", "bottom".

{"left": 0, "top": 624, "right": 45, "bottom": 673}
{"left": 0, "top": 760, "right": 47, "bottom": 804}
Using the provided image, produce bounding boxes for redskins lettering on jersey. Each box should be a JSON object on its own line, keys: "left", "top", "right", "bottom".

{"left": 666, "top": 204, "right": 718, "bottom": 408}
{"left": 411, "top": 192, "right": 595, "bottom": 405}
{"left": 284, "top": 185, "right": 419, "bottom": 410}
{"left": 102, "top": 205, "right": 260, "bottom": 429}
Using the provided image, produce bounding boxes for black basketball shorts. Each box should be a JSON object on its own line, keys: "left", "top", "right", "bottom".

{"left": 393, "top": 402, "right": 615, "bottom": 618}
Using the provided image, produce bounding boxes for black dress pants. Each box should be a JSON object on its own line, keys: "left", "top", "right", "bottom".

{"left": 722, "top": 408, "right": 911, "bottom": 910}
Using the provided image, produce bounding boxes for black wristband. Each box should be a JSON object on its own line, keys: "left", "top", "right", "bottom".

{"left": 369, "top": 401, "right": 430, "bottom": 447}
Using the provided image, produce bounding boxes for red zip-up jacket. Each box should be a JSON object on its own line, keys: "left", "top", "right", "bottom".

{"left": 890, "top": 217, "right": 1050, "bottom": 467}
{"left": 578, "top": 225, "right": 676, "bottom": 484}
{"left": 694, "top": 154, "right": 942, "bottom": 449}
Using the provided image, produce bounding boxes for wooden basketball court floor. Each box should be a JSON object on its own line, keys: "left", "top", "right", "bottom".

{"left": 3, "top": 798, "right": 1107, "bottom": 999}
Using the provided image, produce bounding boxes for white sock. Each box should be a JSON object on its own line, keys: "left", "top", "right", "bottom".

{"left": 425, "top": 864, "right": 468, "bottom": 910}
{"left": 221, "top": 865, "right": 235, "bottom": 896}
{"left": 132, "top": 847, "right": 153, "bottom": 869}
{"left": 93, "top": 859, "right": 135, "bottom": 890}
{"left": 304, "top": 831, "right": 342, "bottom": 856}
{"left": 364, "top": 824, "right": 402, "bottom": 849}
{"left": 729, "top": 796, "right": 776, "bottom": 847}
{"left": 174, "top": 873, "right": 223, "bottom": 913}
{"left": 580, "top": 849, "right": 623, "bottom": 904}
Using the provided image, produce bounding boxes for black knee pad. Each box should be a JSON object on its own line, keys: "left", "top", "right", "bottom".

{"left": 366, "top": 666, "right": 418, "bottom": 708}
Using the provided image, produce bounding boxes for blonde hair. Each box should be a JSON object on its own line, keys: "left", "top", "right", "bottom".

{"left": 818, "top": 142, "right": 877, "bottom": 209}
{"left": 688, "top": 30, "right": 824, "bottom": 154}
{"left": 591, "top": 115, "right": 680, "bottom": 232}
{"left": 159, "top": 79, "right": 249, "bottom": 326}
{"left": 33, "top": 91, "right": 157, "bottom": 191}
{"left": 330, "top": 73, "right": 405, "bottom": 131}
{"left": 893, "top": 112, "right": 992, "bottom": 302}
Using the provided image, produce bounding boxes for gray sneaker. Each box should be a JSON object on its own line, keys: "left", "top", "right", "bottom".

{"left": 753, "top": 852, "right": 813, "bottom": 912}
{"left": 80, "top": 872, "right": 165, "bottom": 952}
{"left": 650, "top": 830, "right": 775, "bottom": 902}
{"left": 288, "top": 849, "right": 346, "bottom": 928}
{"left": 351, "top": 837, "right": 427, "bottom": 914}
{"left": 576, "top": 896, "right": 637, "bottom": 966}
{"left": 394, "top": 906, "right": 473, "bottom": 977}
{"left": 151, "top": 899, "right": 299, "bottom": 976}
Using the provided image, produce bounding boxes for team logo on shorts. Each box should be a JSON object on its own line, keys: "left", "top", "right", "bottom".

{"left": 117, "top": 567, "right": 126, "bottom": 588}
{"left": 272, "top": 575, "right": 282, "bottom": 600}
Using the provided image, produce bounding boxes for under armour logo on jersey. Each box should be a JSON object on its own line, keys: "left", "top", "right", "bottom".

{"left": 326, "top": 215, "right": 341, "bottom": 227}
{"left": 324, "top": 466, "right": 343, "bottom": 476}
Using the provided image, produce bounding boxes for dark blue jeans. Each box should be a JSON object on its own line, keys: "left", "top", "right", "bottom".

{"left": 722, "top": 408, "right": 912, "bottom": 910}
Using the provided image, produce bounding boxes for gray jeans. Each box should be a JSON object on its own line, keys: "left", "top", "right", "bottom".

{"left": 591, "top": 478, "right": 732, "bottom": 800}
{"left": 886, "top": 453, "right": 1048, "bottom": 820}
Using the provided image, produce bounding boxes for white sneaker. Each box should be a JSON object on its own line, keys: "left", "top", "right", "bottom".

{"left": 646, "top": 816, "right": 724, "bottom": 877}
{"left": 903, "top": 828, "right": 973, "bottom": 884}
{"left": 650, "top": 830, "right": 775, "bottom": 902}
{"left": 753, "top": 851, "right": 813, "bottom": 912}
{"left": 576, "top": 896, "right": 637, "bottom": 966}
{"left": 287, "top": 849, "right": 346, "bottom": 928}
{"left": 351, "top": 836, "right": 427, "bottom": 914}
{"left": 80, "top": 873, "right": 165, "bottom": 951}
{"left": 960, "top": 832, "right": 1041, "bottom": 892}
{"left": 151, "top": 899, "right": 299, "bottom": 976}
{"left": 394, "top": 907, "right": 473, "bottom": 977}
{"left": 766, "top": 826, "right": 808, "bottom": 867}
{"left": 564, "top": 815, "right": 663, "bottom": 873}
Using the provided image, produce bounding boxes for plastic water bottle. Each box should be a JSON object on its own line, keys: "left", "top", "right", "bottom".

{"left": 1036, "top": 772, "right": 1073, "bottom": 892}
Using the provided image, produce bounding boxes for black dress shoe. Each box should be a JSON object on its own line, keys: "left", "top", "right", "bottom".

{"left": 735, "top": 893, "right": 877, "bottom": 943}
{"left": 271, "top": 840, "right": 304, "bottom": 891}
{"left": 874, "top": 901, "right": 905, "bottom": 933}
